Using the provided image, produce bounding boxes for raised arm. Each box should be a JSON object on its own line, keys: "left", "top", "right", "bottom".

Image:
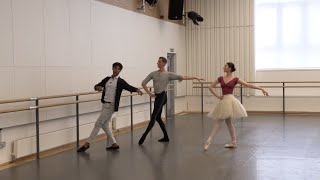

{"left": 208, "top": 79, "right": 223, "bottom": 100}
{"left": 168, "top": 72, "right": 204, "bottom": 82}
{"left": 238, "top": 79, "right": 269, "bottom": 96}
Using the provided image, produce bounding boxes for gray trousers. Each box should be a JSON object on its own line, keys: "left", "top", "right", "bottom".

{"left": 87, "top": 102, "right": 116, "bottom": 145}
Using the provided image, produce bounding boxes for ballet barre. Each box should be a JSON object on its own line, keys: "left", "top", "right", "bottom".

{"left": 193, "top": 81, "right": 320, "bottom": 116}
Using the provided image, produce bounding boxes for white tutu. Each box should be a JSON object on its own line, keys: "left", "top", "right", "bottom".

{"left": 207, "top": 94, "right": 247, "bottom": 120}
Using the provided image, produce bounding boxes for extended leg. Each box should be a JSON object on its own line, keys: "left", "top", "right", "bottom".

{"left": 204, "top": 119, "right": 224, "bottom": 151}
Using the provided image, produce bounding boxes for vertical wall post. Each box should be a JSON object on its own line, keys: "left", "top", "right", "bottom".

{"left": 76, "top": 95, "right": 79, "bottom": 147}
{"left": 35, "top": 99, "right": 40, "bottom": 159}
{"left": 130, "top": 92, "right": 133, "bottom": 131}
{"left": 149, "top": 88, "right": 152, "bottom": 120}
{"left": 283, "top": 82, "right": 285, "bottom": 114}
{"left": 240, "top": 85, "right": 243, "bottom": 104}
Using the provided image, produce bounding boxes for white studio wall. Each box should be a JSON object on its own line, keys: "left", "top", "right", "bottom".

{"left": 0, "top": 0, "right": 186, "bottom": 164}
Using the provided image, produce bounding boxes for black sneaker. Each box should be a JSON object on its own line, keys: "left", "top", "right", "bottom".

{"left": 106, "top": 144, "right": 120, "bottom": 151}
{"left": 158, "top": 138, "right": 169, "bottom": 142}
{"left": 77, "top": 144, "right": 90, "bottom": 152}
{"left": 138, "top": 134, "right": 147, "bottom": 145}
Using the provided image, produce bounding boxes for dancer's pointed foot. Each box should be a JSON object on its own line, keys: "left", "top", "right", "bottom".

{"left": 204, "top": 138, "right": 212, "bottom": 151}
{"left": 204, "top": 141, "right": 211, "bottom": 151}
{"left": 225, "top": 142, "right": 237, "bottom": 148}
{"left": 138, "top": 134, "right": 147, "bottom": 145}
{"left": 158, "top": 137, "right": 169, "bottom": 142}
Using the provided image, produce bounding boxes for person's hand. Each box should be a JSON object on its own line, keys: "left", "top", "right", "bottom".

{"left": 262, "top": 89, "right": 269, "bottom": 96}
{"left": 149, "top": 93, "right": 156, "bottom": 98}
{"left": 196, "top": 77, "right": 205, "bottom": 82}
{"left": 137, "top": 89, "right": 143, "bottom": 95}
{"left": 217, "top": 95, "right": 223, "bottom": 100}
{"left": 95, "top": 86, "right": 104, "bottom": 92}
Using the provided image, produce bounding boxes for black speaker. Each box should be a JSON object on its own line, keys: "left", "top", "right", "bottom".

{"left": 168, "top": 0, "right": 184, "bottom": 20}
{"left": 146, "top": 0, "right": 157, "bottom": 6}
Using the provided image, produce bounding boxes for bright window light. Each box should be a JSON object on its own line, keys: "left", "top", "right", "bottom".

{"left": 255, "top": 0, "right": 320, "bottom": 70}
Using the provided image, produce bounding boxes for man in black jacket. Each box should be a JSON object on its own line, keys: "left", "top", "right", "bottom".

{"left": 78, "top": 62, "right": 142, "bottom": 152}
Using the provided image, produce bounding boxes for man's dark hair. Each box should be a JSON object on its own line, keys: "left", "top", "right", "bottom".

{"left": 159, "top": 57, "right": 167, "bottom": 64}
{"left": 113, "top": 62, "right": 123, "bottom": 70}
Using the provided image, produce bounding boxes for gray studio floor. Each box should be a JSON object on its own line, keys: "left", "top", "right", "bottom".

{"left": 1, "top": 113, "right": 320, "bottom": 180}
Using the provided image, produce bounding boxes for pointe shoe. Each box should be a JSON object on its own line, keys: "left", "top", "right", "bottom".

{"left": 204, "top": 141, "right": 211, "bottom": 151}
{"left": 224, "top": 142, "right": 237, "bottom": 148}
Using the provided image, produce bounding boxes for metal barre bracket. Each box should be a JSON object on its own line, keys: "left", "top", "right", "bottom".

{"left": 29, "top": 106, "right": 37, "bottom": 110}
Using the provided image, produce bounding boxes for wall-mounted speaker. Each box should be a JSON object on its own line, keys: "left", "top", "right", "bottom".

{"left": 146, "top": 0, "right": 157, "bottom": 6}
{"left": 168, "top": 0, "right": 184, "bottom": 20}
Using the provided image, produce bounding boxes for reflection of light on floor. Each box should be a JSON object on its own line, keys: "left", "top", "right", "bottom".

{"left": 177, "top": 112, "right": 188, "bottom": 116}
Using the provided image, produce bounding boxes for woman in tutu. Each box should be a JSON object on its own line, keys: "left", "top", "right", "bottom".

{"left": 204, "top": 62, "right": 268, "bottom": 151}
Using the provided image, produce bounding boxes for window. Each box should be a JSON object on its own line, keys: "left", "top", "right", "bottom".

{"left": 255, "top": 0, "right": 320, "bottom": 70}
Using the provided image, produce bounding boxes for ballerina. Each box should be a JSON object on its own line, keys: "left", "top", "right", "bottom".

{"left": 204, "top": 62, "right": 269, "bottom": 151}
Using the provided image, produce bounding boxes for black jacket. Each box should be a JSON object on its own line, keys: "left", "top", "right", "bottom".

{"left": 95, "top": 76, "right": 139, "bottom": 112}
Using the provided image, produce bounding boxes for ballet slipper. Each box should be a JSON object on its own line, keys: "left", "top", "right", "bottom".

{"left": 224, "top": 142, "right": 237, "bottom": 148}
{"left": 204, "top": 138, "right": 212, "bottom": 151}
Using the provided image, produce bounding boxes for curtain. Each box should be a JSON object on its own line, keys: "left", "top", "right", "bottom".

{"left": 186, "top": 0, "right": 255, "bottom": 96}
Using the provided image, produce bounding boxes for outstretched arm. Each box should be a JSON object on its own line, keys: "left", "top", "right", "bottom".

{"left": 182, "top": 76, "right": 205, "bottom": 82}
{"left": 238, "top": 79, "right": 269, "bottom": 96}
{"left": 208, "top": 79, "right": 223, "bottom": 99}
{"left": 168, "top": 72, "right": 204, "bottom": 82}
{"left": 122, "top": 80, "right": 143, "bottom": 95}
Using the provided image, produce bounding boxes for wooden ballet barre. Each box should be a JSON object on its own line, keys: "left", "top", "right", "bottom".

{"left": 280, "top": 86, "right": 320, "bottom": 88}
{"left": 192, "top": 81, "right": 284, "bottom": 84}
{"left": 192, "top": 82, "right": 212, "bottom": 84}
{"left": 0, "top": 107, "right": 31, "bottom": 114}
{"left": 193, "top": 81, "right": 320, "bottom": 84}
{"left": 0, "top": 87, "right": 152, "bottom": 105}
{"left": 193, "top": 85, "right": 320, "bottom": 88}
{"left": 29, "top": 99, "right": 100, "bottom": 109}
{"left": 0, "top": 98, "right": 35, "bottom": 105}
{"left": 37, "top": 92, "right": 100, "bottom": 100}
{"left": 192, "top": 86, "right": 282, "bottom": 88}
{"left": 0, "top": 88, "right": 153, "bottom": 114}
{"left": 275, "top": 81, "right": 320, "bottom": 83}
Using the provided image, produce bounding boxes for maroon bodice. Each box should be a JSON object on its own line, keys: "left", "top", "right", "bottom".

{"left": 218, "top": 76, "right": 239, "bottom": 95}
